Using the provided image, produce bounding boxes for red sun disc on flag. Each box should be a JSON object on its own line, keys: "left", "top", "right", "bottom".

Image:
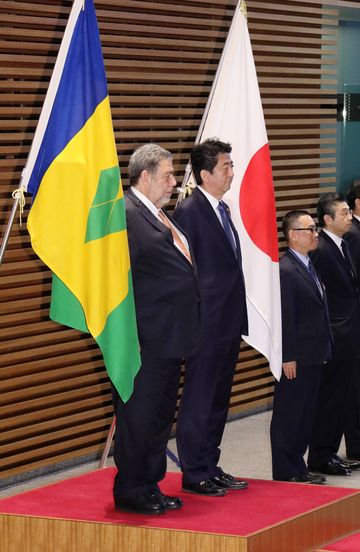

{"left": 239, "top": 144, "right": 279, "bottom": 262}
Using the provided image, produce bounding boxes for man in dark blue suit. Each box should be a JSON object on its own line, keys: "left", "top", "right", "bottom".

{"left": 270, "top": 210, "right": 332, "bottom": 484}
{"left": 308, "top": 193, "right": 360, "bottom": 476}
{"left": 345, "top": 179, "right": 360, "bottom": 283}
{"left": 343, "top": 180, "right": 360, "bottom": 460}
{"left": 112, "top": 144, "right": 200, "bottom": 514}
{"left": 173, "top": 138, "right": 248, "bottom": 496}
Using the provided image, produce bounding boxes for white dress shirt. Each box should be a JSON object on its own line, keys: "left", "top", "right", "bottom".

{"left": 131, "top": 186, "right": 190, "bottom": 252}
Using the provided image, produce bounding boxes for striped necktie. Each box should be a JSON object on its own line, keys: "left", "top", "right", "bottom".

{"left": 158, "top": 210, "right": 192, "bottom": 264}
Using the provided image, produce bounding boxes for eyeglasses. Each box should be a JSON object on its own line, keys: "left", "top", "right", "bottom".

{"left": 338, "top": 208, "right": 353, "bottom": 218}
{"left": 292, "top": 227, "right": 319, "bottom": 234}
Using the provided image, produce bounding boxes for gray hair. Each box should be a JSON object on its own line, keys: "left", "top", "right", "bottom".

{"left": 128, "top": 143, "right": 172, "bottom": 186}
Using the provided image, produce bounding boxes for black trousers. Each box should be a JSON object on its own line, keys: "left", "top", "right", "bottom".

{"left": 112, "top": 351, "right": 182, "bottom": 499}
{"left": 270, "top": 361, "right": 323, "bottom": 481}
{"left": 345, "top": 355, "right": 360, "bottom": 457}
{"left": 308, "top": 352, "right": 356, "bottom": 468}
{"left": 176, "top": 337, "right": 241, "bottom": 484}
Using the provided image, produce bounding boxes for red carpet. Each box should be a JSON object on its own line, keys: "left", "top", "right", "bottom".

{"left": 0, "top": 468, "right": 358, "bottom": 536}
{"left": 322, "top": 532, "right": 360, "bottom": 551}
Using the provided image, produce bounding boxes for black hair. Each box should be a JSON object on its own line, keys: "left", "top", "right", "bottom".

{"left": 190, "top": 138, "right": 232, "bottom": 186}
{"left": 282, "top": 209, "right": 311, "bottom": 240}
{"left": 317, "top": 192, "right": 346, "bottom": 227}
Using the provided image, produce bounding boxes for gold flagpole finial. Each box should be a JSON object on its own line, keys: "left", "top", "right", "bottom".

{"left": 11, "top": 185, "right": 26, "bottom": 226}
{"left": 240, "top": 0, "right": 247, "bottom": 19}
{"left": 177, "top": 180, "right": 197, "bottom": 199}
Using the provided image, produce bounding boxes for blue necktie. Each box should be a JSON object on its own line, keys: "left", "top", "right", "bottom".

{"left": 307, "top": 259, "right": 323, "bottom": 297}
{"left": 218, "top": 201, "right": 237, "bottom": 257}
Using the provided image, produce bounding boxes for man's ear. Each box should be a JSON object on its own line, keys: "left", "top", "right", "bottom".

{"left": 200, "top": 168, "right": 209, "bottom": 184}
{"left": 323, "top": 213, "right": 332, "bottom": 226}
{"left": 355, "top": 197, "right": 360, "bottom": 210}
{"left": 288, "top": 229, "right": 295, "bottom": 243}
{"left": 140, "top": 169, "right": 150, "bottom": 188}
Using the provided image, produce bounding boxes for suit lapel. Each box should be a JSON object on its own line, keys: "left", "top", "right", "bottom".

{"left": 285, "top": 250, "right": 333, "bottom": 347}
{"left": 126, "top": 189, "right": 194, "bottom": 269}
{"left": 193, "top": 188, "right": 239, "bottom": 261}
{"left": 319, "top": 231, "right": 356, "bottom": 288}
{"left": 286, "top": 250, "right": 324, "bottom": 303}
{"left": 126, "top": 188, "right": 169, "bottom": 236}
{"left": 352, "top": 217, "right": 360, "bottom": 234}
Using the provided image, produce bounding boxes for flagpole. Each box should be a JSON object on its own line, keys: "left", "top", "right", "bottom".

{"left": 99, "top": 416, "right": 116, "bottom": 468}
{"left": 176, "top": 0, "right": 245, "bottom": 206}
{"left": 0, "top": 185, "right": 26, "bottom": 266}
{"left": 98, "top": 415, "right": 181, "bottom": 469}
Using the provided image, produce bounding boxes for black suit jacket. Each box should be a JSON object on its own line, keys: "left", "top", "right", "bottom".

{"left": 344, "top": 217, "right": 360, "bottom": 288}
{"left": 125, "top": 188, "right": 200, "bottom": 358}
{"left": 310, "top": 231, "right": 360, "bottom": 355}
{"left": 280, "top": 249, "right": 332, "bottom": 365}
{"left": 173, "top": 187, "right": 248, "bottom": 342}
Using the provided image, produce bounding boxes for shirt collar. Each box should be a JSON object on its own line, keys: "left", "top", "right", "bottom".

{"left": 197, "top": 185, "right": 220, "bottom": 211}
{"left": 289, "top": 248, "right": 309, "bottom": 268}
{"left": 322, "top": 228, "right": 343, "bottom": 249}
{"left": 131, "top": 186, "right": 159, "bottom": 219}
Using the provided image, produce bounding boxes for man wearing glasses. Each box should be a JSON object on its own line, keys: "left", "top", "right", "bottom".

{"left": 308, "top": 193, "right": 360, "bottom": 476}
{"left": 343, "top": 180, "right": 360, "bottom": 461}
{"left": 270, "top": 209, "right": 332, "bottom": 483}
{"left": 345, "top": 179, "right": 360, "bottom": 285}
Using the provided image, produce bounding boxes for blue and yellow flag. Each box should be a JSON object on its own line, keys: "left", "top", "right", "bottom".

{"left": 22, "top": 0, "right": 140, "bottom": 401}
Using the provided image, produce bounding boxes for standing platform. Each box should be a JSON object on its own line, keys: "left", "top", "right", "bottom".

{"left": 315, "top": 530, "right": 360, "bottom": 551}
{"left": 1, "top": 468, "right": 360, "bottom": 552}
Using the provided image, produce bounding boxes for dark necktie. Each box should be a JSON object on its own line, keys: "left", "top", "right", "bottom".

{"left": 218, "top": 201, "right": 237, "bottom": 257}
{"left": 341, "top": 240, "right": 356, "bottom": 281}
{"left": 307, "top": 259, "right": 323, "bottom": 297}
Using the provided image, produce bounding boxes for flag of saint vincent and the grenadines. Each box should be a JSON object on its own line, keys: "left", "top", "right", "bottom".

{"left": 190, "top": 0, "right": 282, "bottom": 380}
{"left": 21, "top": 0, "right": 141, "bottom": 402}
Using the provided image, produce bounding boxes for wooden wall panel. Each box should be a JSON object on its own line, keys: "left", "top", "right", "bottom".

{"left": 0, "top": 0, "right": 341, "bottom": 481}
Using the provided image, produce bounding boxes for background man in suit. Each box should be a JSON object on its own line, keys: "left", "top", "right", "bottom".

{"left": 112, "top": 144, "right": 200, "bottom": 515}
{"left": 345, "top": 178, "right": 360, "bottom": 281}
{"left": 343, "top": 179, "right": 360, "bottom": 460}
{"left": 270, "top": 210, "right": 331, "bottom": 484}
{"left": 308, "top": 193, "right": 360, "bottom": 476}
{"left": 173, "top": 138, "right": 248, "bottom": 496}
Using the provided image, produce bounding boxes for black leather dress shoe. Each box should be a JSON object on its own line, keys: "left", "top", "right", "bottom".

{"left": 182, "top": 479, "right": 227, "bottom": 496}
{"left": 333, "top": 454, "right": 360, "bottom": 470}
{"left": 210, "top": 473, "right": 248, "bottom": 490}
{"left": 152, "top": 492, "right": 183, "bottom": 510}
{"left": 307, "top": 472, "right": 327, "bottom": 484}
{"left": 309, "top": 457, "right": 352, "bottom": 476}
{"left": 114, "top": 494, "right": 166, "bottom": 515}
{"left": 286, "top": 474, "right": 325, "bottom": 484}
{"left": 285, "top": 472, "right": 326, "bottom": 484}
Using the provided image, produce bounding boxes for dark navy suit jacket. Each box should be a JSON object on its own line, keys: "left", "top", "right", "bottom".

{"left": 173, "top": 187, "right": 248, "bottom": 342}
{"left": 125, "top": 188, "right": 200, "bottom": 358}
{"left": 280, "top": 249, "right": 332, "bottom": 365}
{"left": 344, "top": 217, "right": 360, "bottom": 289}
{"left": 310, "top": 231, "right": 360, "bottom": 356}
